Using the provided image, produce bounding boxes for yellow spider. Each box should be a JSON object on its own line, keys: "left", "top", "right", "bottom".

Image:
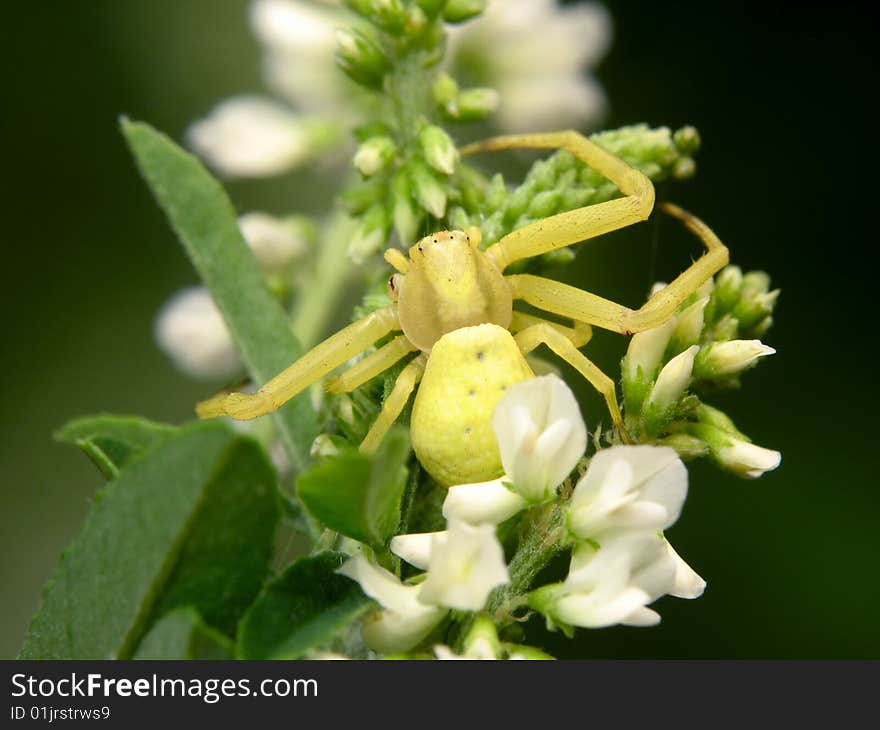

{"left": 197, "top": 131, "right": 728, "bottom": 486}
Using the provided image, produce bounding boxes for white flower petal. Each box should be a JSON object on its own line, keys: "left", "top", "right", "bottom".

{"left": 568, "top": 445, "right": 687, "bottom": 537}
{"left": 360, "top": 605, "right": 446, "bottom": 655}
{"left": 155, "top": 287, "right": 240, "bottom": 380}
{"left": 337, "top": 555, "right": 415, "bottom": 615}
{"left": 337, "top": 555, "right": 446, "bottom": 654}
{"left": 665, "top": 540, "right": 706, "bottom": 599}
{"left": 442, "top": 479, "right": 528, "bottom": 526}
{"left": 390, "top": 531, "right": 441, "bottom": 571}
{"left": 622, "top": 606, "right": 662, "bottom": 627}
{"left": 492, "top": 375, "right": 587, "bottom": 502}
{"left": 554, "top": 586, "right": 651, "bottom": 629}
{"left": 418, "top": 520, "right": 509, "bottom": 611}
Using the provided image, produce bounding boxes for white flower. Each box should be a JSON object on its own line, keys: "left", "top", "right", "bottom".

{"left": 154, "top": 287, "right": 241, "bottom": 380}
{"left": 567, "top": 445, "right": 687, "bottom": 539}
{"left": 446, "top": 0, "right": 612, "bottom": 132}
{"left": 337, "top": 555, "right": 446, "bottom": 654}
{"left": 409, "top": 520, "right": 509, "bottom": 612}
{"left": 442, "top": 478, "right": 527, "bottom": 526}
{"left": 532, "top": 532, "right": 703, "bottom": 630}
{"left": 238, "top": 212, "right": 311, "bottom": 271}
{"left": 188, "top": 96, "right": 321, "bottom": 178}
{"left": 492, "top": 374, "right": 587, "bottom": 503}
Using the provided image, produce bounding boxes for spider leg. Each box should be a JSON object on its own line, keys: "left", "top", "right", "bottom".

{"left": 196, "top": 306, "right": 400, "bottom": 420}
{"left": 461, "top": 131, "right": 654, "bottom": 271}
{"left": 513, "top": 323, "right": 627, "bottom": 439}
{"left": 510, "top": 311, "right": 592, "bottom": 347}
{"left": 360, "top": 354, "right": 427, "bottom": 454}
{"left": 325, "top": 335, "right": 419, "bottom": 394}
{"left": 507, "top": 203, "right": 729, "bottom": 334}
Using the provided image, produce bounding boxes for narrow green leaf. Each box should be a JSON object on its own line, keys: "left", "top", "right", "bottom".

{"left": 56, "top": 414, "right": 176, "bottom": 479}
{"left": 297, "top": 427, "right": 410, "bottom": 546}
{"left": 237, "top": 552, "right": 371, "bottom": 659}
{"left": 133, "top": 607, "right": 232, "bottom": 660}
{"left": 120, "top": 118, "right": 317, "bottom": 473}
{"left": 19, "top": 422, "right": 279, "bottom": 659}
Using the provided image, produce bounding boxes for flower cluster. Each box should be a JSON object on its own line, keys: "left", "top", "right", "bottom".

{"left": 340, "top": 374, "right": 705, "bottom": 656}
{"left": 187, "top": 0, "right": 611, "bottom": 181}
{"left": 621, "top": 266, "right": 781, "bottom": 478}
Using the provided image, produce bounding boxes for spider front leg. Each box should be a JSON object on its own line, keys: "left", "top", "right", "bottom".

{"left": 461, "top": 130, "right": 655, "bottom": 271}
{"left": 359, "top": 354, "right": 427, "bottom": 454}
{"left": 513, "top": 322, "right": 628, "bottom": 440}
{"left": 507, "top": 203, "right": 729, "bottom": 334}
{"left": 196, "top": 306, "right": 400, "bottom": 420}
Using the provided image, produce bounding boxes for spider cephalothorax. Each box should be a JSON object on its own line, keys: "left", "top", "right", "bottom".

{"left": 197, "top": 131, "right": 728, "bottom": 485}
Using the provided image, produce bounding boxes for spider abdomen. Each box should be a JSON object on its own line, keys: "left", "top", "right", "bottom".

{"left": 411, "top": 323, "right": 533, "bottom": 486}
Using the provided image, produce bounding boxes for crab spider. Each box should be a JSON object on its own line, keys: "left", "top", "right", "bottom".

{"left": 197, "top": 131, "right": 729, "bottom": 486}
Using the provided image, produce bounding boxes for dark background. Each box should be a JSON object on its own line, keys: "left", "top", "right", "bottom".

{"left": 2, "top": 2, "right": 876, "bottom": 659}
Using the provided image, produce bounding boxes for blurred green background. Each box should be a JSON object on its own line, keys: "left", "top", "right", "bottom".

{"left": 2, "top": 2, "right": 875, "bottom": 659}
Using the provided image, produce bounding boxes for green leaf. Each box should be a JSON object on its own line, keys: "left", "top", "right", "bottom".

{"left": 237, "top": 552, "right": 371, "bottom": 659}
{"left": 120, "top": 118, "right": 317, "bottom": 473}
{"left": 297, "top": 427, "right": 410, "bottom": 546}
{"left": 56, "top": 414, "right": 176, "bottom": 479}
{"left": 19, "top": 422, "right": 280, "bottom": 659}
{"left": 133, "top": 607, "right": 232, "bottom": 660}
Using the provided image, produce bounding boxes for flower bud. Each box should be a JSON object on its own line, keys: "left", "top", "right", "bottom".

{"left": 443, "top": 0, "right": 486, "bottom": 23}
{"left": 410, "top": 159, "right": 447, "bottom": 218}
{"left": 693, "top": 340, "right": 775, "bottom": 379}
{"left": 335, "top": 29, "right": 390, "bottom": 89}
{"left": 453, "top": 87, "right": 500, "bottom": 122}
{"left": 641, "top": 345, "right": 698, "bottom": 434}
{"left": 419, "top": 125, "right": 459, "bottom": 175}
{"left": 656, "top": 433, "right": 710, "bottom": 460}
{"left": 390, "top": 168, "right": 422, "bottom": 244}
{"left": 714, "top": 265, "right": 743, "bottom": 315}
{"left": 348, "top": 203, "right": 390, "bottom": 264}
{"left": 688, "top": 423, "right": 781, "bottom": 479}
{"left": 621, "top": 317, "right": 677, "bottom": 410}
{"left": 354, "top": 135, "right": 396, "bottom": 176}
{"left": 432, "top": 73, "right": 459, "bottom": 107}
{"left": 673, "top": 125, "right": 701, "bottom": 155}
{"left": 668, "top": 296, "right": 708, "bottom": 354}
